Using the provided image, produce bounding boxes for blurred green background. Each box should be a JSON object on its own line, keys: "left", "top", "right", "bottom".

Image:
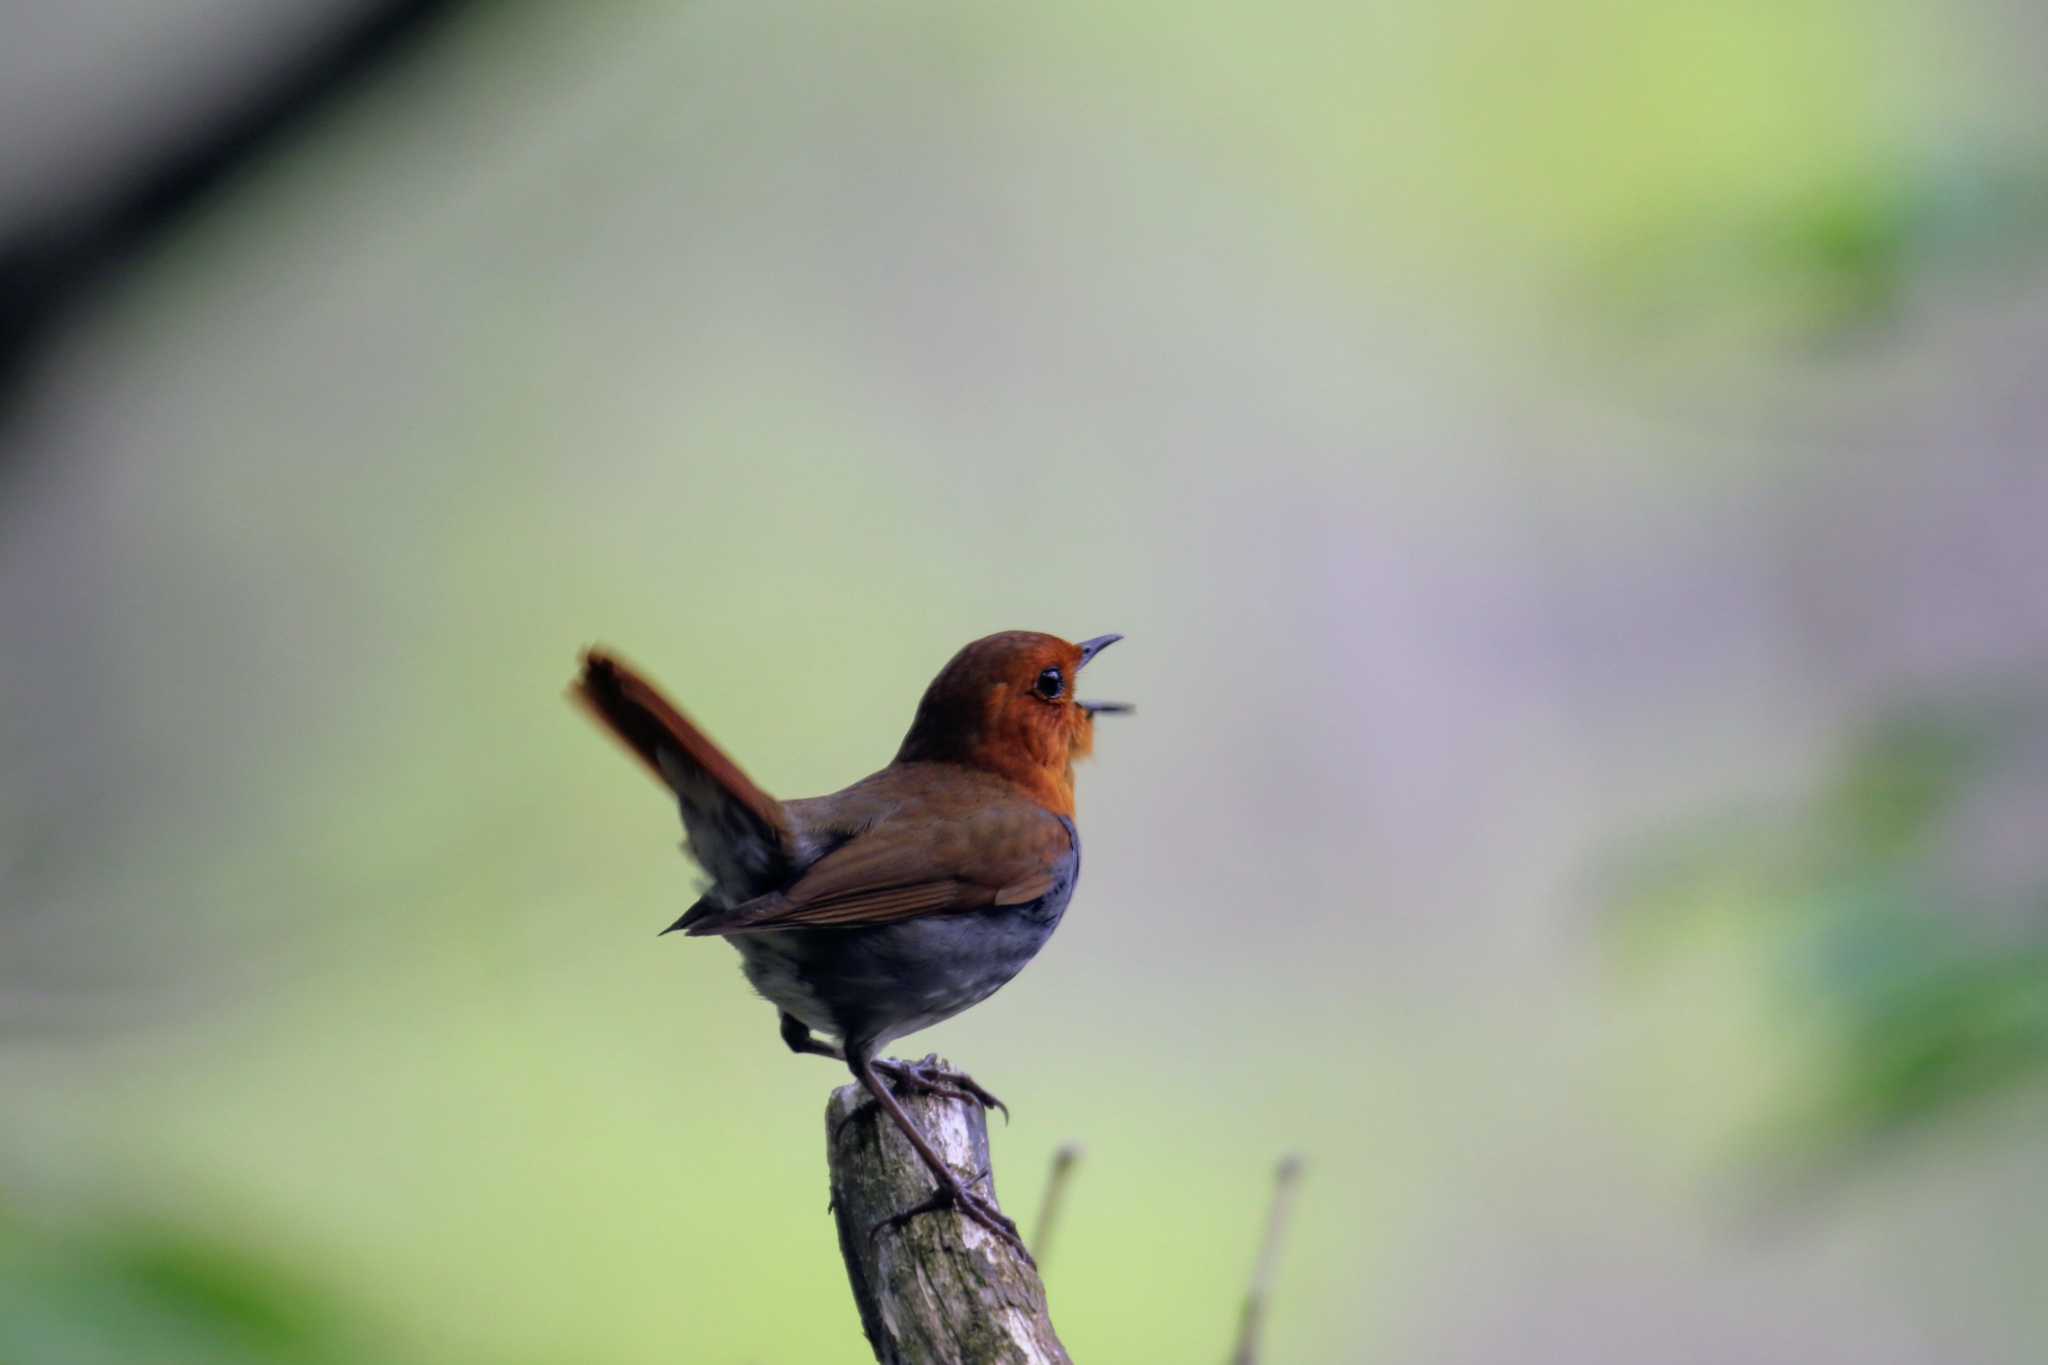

{"left": 5, "top": 1, "right": 2048, "bottom": 1360}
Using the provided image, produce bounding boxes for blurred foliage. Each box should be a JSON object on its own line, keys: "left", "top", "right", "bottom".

{"left": 1588, "top": 149, "right": 2048, "bottom": 352}
{"left": 1608, "top": 691, "right": 2048, "bottom": 1171}
{"left": 0, "top": 1207, "right": 394, "bottom": 1365}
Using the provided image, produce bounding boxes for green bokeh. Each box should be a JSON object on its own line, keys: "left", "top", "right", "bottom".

{"left": 6, "top": 2, "right": 2048, "bottom": 1360}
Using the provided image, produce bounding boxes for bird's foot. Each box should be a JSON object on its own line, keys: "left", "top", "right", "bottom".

{"left": 832, "top": 1057, "right": 1008, "bottom": 1146}
{"left": 869, "top": 1167, "right": 1034, "bottom": 1267}
{"left": 875, "top": 1055, "right": 1009, "bottom": 1124}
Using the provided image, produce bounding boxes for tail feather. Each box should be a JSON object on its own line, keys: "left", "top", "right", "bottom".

{"left": 573, "top": 649, "right": 793, "bottom": 897}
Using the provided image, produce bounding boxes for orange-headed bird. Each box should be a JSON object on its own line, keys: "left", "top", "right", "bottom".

{"left": 572, "top": 631, "right": 1127, "bottom": 1259}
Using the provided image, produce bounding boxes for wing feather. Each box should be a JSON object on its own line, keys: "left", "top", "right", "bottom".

{"left": 684, "top": 799, "right": 1070, "bottom": 935}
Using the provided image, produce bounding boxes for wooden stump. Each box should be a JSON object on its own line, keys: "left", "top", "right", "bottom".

{"left": 825, "top": 1059, "right": 1072, "bottom": 1365}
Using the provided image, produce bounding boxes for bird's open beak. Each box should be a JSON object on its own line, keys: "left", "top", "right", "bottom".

{"left": 1074, "top": 634, "right": 1132, "bottom": 715}
{"left": 1075, "top": 633, "right": 1122, "bottom": 667}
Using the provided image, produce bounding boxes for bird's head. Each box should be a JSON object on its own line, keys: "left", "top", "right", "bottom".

{"left": 895, "top": 631, "right": 1129, "bottom": 814}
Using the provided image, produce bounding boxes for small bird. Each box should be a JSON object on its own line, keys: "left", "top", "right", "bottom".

{"left": 572, "top": 630, "right": 1127, "bottom": 1259}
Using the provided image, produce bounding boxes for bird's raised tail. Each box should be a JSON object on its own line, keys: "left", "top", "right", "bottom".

{"left": 572, "top": 649, "right": 794, "bottom": 899}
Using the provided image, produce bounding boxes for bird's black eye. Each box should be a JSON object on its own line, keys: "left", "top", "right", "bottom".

{"left": 1033, "top": 667, "right": 1064, "bottom": 701}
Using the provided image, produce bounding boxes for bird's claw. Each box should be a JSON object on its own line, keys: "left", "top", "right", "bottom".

{"left": 869, "top": 1177, "right": 1034, "bottom": 1267}
{"left": 831, "top": 1082, "right": 992, "bottom": 1147}
{"left": 874, "top": 1056, "right": 1010, "bottom": 1124}
{"left": 831, "top": 1101, "right": 878, "bottom": 1148}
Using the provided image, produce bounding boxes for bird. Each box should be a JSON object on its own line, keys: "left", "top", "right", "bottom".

{"left": 571, "top": 630, "right": 1127, "bottom": 1260}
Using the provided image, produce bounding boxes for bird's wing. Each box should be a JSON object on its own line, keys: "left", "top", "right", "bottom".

{"left": 572, "top": 649, "right": 793, "bottom": 893}
{"left": 679, "top": 799, "right": 1070, "bottom": 935}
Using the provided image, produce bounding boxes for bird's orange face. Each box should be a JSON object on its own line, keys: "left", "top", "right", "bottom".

{"left": 896, "top": 631, "right": 1128, "bottom": 814}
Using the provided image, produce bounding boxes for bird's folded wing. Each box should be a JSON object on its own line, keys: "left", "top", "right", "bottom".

{"left": 681, "top": 803, "right": 1069, "bottom": 935}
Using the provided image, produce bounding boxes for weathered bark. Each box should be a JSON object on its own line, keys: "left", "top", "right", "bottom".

{"left": 826, "top": 1060, "right": 1072, "bottom": 1365}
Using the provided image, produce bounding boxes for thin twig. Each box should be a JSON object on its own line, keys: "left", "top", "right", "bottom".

{"left": 1229, "top": 1153, "right": 1306, "bottom": 1365}
{"left": 1031, "top": 1142, "right": 1084, "bottom": 1266}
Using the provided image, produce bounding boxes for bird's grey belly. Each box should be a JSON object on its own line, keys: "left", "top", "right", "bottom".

{"left": 730, "top": 881, "right": 1074, "bottom": 1053}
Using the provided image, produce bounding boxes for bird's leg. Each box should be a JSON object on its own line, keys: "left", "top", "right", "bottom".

{"left": 786, "top": 1016, "right": 886, "bottom": 1146}
{"left": 780, "top": 1011, "right": 843, "bottom": 1060}
{"left": 850, "top": 1057, "right": 1034, "bottom": 1266}
{"left": 788, "top": 1013, "right": 1008, "bottom": 1142}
